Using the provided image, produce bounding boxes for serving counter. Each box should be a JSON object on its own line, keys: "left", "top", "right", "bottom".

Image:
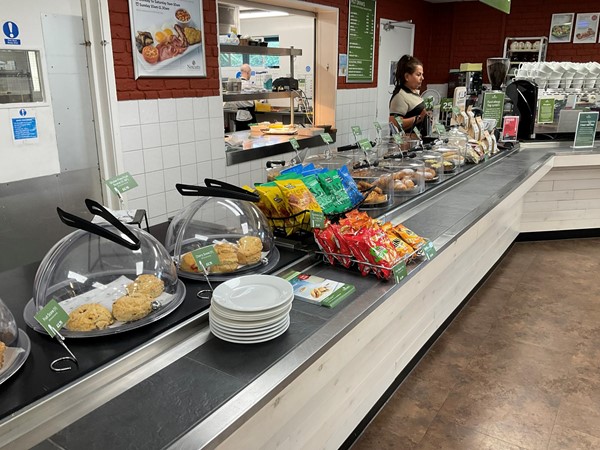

{"left": 1, "top": 142, "right": 600, "bottom": 449}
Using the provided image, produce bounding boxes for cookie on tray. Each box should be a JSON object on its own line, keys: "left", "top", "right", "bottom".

{"left": 112, "top": 293, "right": 153, "bottom": 322}
{"left": 66, "top": 303, "right": 114, "bottom": 331}
{"left": 126, "top": 274, "right": 164, "bottom": 298}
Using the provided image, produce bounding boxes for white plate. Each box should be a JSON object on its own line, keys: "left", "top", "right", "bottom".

{"left": 210, "top": 298, "right": 292, "bottom": 321}
{"left": 209, "top": 306, "right": 289, "bottom": 329}
{"left": 211, "top": 316, "right": 290, "bottom": 337}
{"left": 210, "top": 319, "right": 290, "bottom": 344}
{"left": 212, "top": 275, "right": 293, "bottom": 312}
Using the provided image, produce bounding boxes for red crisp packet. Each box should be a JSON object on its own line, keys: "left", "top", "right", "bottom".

{"left": 364, "top": 229, "right": 400, "bottom": 279}
{"left": 313, "top": 226, "right": 337, "bottom": 266}
{"left": 331, "top": 224, "right": 354, "bottom": 268}
{"left": 344, "top": 230, "right": 372, "bottom": 276}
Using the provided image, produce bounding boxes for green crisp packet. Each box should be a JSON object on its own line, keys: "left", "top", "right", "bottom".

{"left": 303, "top": 175, "right": 336, "bottom": 215}
{"left": 318, "top": 170, "right": 354, "bottom": 213}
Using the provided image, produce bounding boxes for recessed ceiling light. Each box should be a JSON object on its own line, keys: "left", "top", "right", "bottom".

{"left": 239, "top": 10, "right": 289, "bottom": 19}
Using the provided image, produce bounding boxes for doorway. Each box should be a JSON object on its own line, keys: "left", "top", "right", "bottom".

{"left": 376, "top": 20, "right": 414, "bottom": 124}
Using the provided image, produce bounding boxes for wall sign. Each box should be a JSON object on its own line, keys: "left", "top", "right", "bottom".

{"left": 11, "top": 109, "right": 38, "bottom": 143}
{"left": 573, "top": 13, "right": 599, "bottom": 44}
{"left": 346, "top": 0, "right": 376, "bottom": 83}
{"left": 549, "top": 13, "right": 574, "bottom": 43}
{"left": 479, "top": 0, "right": 510, "bottom": 14}
{"left": 2, "top": 21, "right": 21, "bottom": 45}
{"left": 537, "top": 98, "right": 555, "bottom": 124}
{"left": 128, "top": 0, "right": 207, "bottom": 79}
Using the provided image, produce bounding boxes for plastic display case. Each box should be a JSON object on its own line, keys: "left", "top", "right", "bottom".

{"left": 0, "top": 297, "right": 30, "bottom": 385}
{"left": 415, "top": 150, "right": 444, "bottom": 184}
{"left": 23, "top": 200, "right": 185, "bottom": 338}
{"left": 350, "top": 167, "right": 395, "bottom": 208}
{"left": 378, "top": 159, "right": 426, "bottom": 196}
{"left": 431, "top": 142, "right": 464, "bottom": 175}
{"left": 166, "top": 180, "right": 279, "bottom": 281}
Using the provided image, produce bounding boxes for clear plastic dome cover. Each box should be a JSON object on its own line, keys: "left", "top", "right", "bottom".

{"left": 24, "top": 200, "right": 185, "bottom": 337}
{"left": 166, "top": 188, "right": 278, "bottom": 281}
{"left": 0, "top": 298, "right": 18, "bottom": 346}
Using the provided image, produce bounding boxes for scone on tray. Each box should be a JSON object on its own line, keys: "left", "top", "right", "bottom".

{"left": 126, "top": 274, "right": 165, "bottom": 298}
{"left": 112, "top": 292, "right": 153, "bottom": 322}
{"left": 209, "top": 242, "right": 239, "bottom": 273}
{"left": 237, "top": 236, "right": 263, "bottom": 265}
{"left": 66, "top": 303, "right": 114, "bottom": 331}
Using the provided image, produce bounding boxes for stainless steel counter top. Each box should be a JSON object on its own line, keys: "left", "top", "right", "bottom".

{"left": 3, "top": 142, "right": 600, "bottom": 450}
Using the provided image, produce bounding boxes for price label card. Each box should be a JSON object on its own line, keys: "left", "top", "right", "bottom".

{"left": 392, "top": 261, "right": 408, "bottom": 283}
{"left": 434, "top": 123, "right": 446, "bottom": 135}
{"left": 34, "top": 299, "right": 69, "bottom": 338}
{"left": 105, "top": 172, "right": 138, "bottom": 196}
{"left": 392, "top": 133, "right": 403, "bottom": 144}
{"left": 310, "top": 211, "right": 325, "bottom": 229}
{"left": 191, "top": 245, "right": 221, "bottom": 270}
{"left": 373, "top": 121, "right": 382, "bottom": 132}
{"left": 423, "top": 96, "right": 434, "bottom": 111}
{"left": 320, "top": 133, "right": 334, "bottom": 144}
{"left": 358, "top": 138, "right": 373, "bottom": 150}
{"left": 351, "top": 125, "right": 362, "bottom": 137}
{"left": 441, "top": 98, "right": 453, "bottom": 112}
{"left": 413, "top": 127, "right": 422, "bottom": 139}
{"left": 452, "top": 106, "right": 461, "bottom": 116}
{"left": 573, "top": 111, "right": 599, "bottom": 148}
{"left": 289, "top": 138, "right": 300, "bottom": 150}
{"left": 422, "top": 241, "right": 437, "bottom": 260}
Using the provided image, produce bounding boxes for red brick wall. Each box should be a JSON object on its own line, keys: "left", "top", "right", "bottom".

{"left": 108, "top": 0, "right": 433, "bottom": 99}
{"left": 427, "top": 1, "right": 600, "bottom": 85}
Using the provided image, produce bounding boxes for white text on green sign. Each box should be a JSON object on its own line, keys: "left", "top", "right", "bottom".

{"left": 34, "top": 299, "right": 69, "bottom": 338}
{"left": 320, "top": 133, "right": 334, "bottom": 144}
{"left": 105, "top": 172, "right": 138, "bottom": 195}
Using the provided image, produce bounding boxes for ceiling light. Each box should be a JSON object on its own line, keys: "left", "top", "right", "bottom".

{"left": 239, "top": 10, "right": 289, "bottom": 19}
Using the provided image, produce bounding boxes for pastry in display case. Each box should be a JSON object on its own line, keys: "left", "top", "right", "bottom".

{"left": 350, "top": 167, "right": 395, "bottom": 208}
{"left": 166, "top": 179, "right": 279, "bottom": 281}
{"left": 23, "top": 199, "right": 186, "bottom": 338}
{"left": 432, "top": 142, "right": 464, "bottom": 175}
{"left": 0, "top": 297, "right": 30, "bottom": 384}
{"left": 377, "top": 159, "right": 426, "bottom": 196}
{"left": 414, "top": 150, "right": 444, "bottom": 184}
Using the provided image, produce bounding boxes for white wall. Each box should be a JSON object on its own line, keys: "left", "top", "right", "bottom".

{"left": 0, "top": 0, "right": 80, "bottom": 182}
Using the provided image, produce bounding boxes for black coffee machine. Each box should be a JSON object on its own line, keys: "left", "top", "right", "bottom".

{"left": 505, "top": 79, "right": 539, "bottom": 140}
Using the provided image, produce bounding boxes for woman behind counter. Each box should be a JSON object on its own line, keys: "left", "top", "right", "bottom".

{"left": 389, "top": 55, "right": 428, "bottom": 136}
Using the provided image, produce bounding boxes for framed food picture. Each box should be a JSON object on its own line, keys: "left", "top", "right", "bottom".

{"left": 573, "top": 13, "right": 599, "bottom": 44}
{"left": 129, "top": 0, "right": 207, "bottom": 78}
{"left": 549, "top": 13, "right": 574, "bottom": 43}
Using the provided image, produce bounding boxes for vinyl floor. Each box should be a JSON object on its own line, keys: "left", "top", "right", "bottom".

{"left": 350, "top": 238, "right": 600, "bottom": 450}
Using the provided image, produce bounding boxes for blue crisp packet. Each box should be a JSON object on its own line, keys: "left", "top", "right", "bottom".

{"left": 337, "top": 165, "right": 364, "bottom": 206}
{"left": 302, "top": 167, "right": 327, "bottom": 177}
{"left": 280, "top": 164, "right": 303, "bottom": 175}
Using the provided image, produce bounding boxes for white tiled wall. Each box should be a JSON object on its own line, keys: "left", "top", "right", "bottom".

{"left": 117, "top": 87, "right": 377, "bottom": 225}
{"left": 521, "top": 166, "right": 600, "bottom": 232}
{"left": 335, "top": 88, "right": 378, "bottom": 146}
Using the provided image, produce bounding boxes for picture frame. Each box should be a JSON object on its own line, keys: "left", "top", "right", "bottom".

{"left": 573, "top": 13, "right": 599, "bottom": 44}
{"left": 549, "top": 13, "right": 574, "bottom": 43}
{"left": 128, "top": 0, "right": 207, "bottom": 79}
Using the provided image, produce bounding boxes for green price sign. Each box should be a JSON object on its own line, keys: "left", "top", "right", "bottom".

{"left": 413, "top": 127, "right": 422, "bottom": 139}
{"left": 452, "top": 106, "right": 461, "bottom": 115}
{"left": 34, "top": 299, "right": 69, "bottom": 338}
{"left": 573, "top": 111, "right": 599, "bottom": 149}
{"left": 434, "top": 123, "right": 446, "bottom": 135}
{"left": 422, "top": 241, "right": 437, "bottom": 260}
{"left": 392, "top": 261, "right": 408, "bottom": 283}
{"left": 392, "top": 133, "right": 403, "bottom": 144}
{"left": 537, "top": 98, "right": 555, "bottom": 124}
{"left": 373, "top": 121, "right": 382, "bottom": 132}
{"left": 320, "top": 133, "right": 334, "bottom": 144}
{"left": 191, "top": 245, "right": 221, "bottom": 270}
{"left": 441, "top": 98, "right": 453, "bottom": 112}
{"left": 358, "top": 138, "right": 372, "bottom": 150}
{"left": 351, "top": 125, "right": 362, "bottom": 137}
{"left": 105, "top": 172, "right": 138, "bottom": 196}
{"left": 310, "top": 211, "right": 325, "bottom": 229}
{"left": 289, "top": 138, "right": 300, "bottom": 150}
{"left": 423, "top": 96, "right": 434, "bottom": 111}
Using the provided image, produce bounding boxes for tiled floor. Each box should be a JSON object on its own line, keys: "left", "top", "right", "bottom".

{"left": 351, "top": 238, "right": 600, "bottom": 450}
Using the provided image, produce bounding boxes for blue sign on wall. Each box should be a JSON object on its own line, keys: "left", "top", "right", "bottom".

{"left": 3, "top": 21, "right": 21, "bottom": 45}
{"left": 12, "top": 109, "right": 38, "bottom": 141}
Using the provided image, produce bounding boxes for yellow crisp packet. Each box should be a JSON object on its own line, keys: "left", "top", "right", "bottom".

{"left": 274, "top": 179, "right": 323, "bottom": 216}
{"left": 255, "top": 184, "right": 296, "bottom": 234}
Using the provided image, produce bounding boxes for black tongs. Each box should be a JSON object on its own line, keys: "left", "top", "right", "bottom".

{"left": 176, "top": 178, "right": 259, "bottom": 202}
{"left": 56, "top": 199, "right": 141, "bottom": 250}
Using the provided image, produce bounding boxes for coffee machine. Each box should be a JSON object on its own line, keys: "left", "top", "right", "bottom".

{"left": 505, "top": 80, "right": 539, "bottom": 140}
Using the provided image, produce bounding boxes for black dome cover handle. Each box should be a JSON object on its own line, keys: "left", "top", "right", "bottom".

{"left": 56, "top": 199, "right": 141, "bottom": 250}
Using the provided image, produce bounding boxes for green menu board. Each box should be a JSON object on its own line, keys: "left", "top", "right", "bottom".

{"left": 482, "top": 92, "right": 505, "bottom": 128}
{"left": 346, "top": 0, "right": 376, "bottom": 83}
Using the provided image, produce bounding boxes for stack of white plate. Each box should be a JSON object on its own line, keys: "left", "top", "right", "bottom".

{"left": 209, "top": 274, "right": 294, "bottom": 344}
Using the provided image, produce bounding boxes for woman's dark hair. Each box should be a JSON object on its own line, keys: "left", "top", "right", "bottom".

{"left": 394, "top": 55, "right": 423, "bottom": 87}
